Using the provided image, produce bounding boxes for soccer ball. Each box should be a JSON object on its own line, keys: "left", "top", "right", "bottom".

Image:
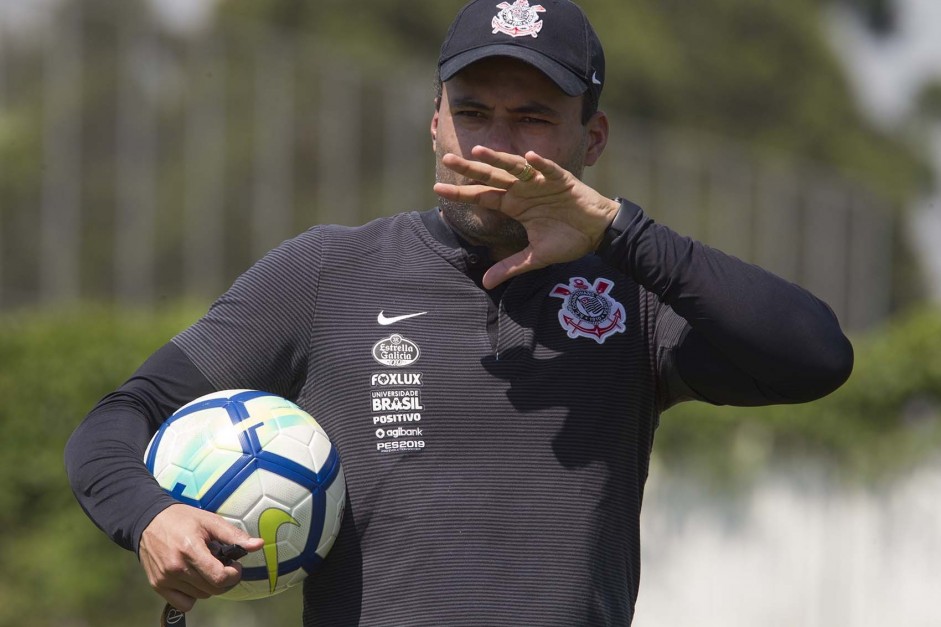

{"left": 144, "top": 389, "right": 345, "bottom": 600}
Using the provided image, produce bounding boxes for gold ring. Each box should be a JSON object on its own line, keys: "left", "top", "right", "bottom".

{"left": 515, "top": 163, "right": 536, "bottom": 182}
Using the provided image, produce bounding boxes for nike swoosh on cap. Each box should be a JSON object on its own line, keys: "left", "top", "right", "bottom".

{"left": 377, "top": 311, "right": 428, "bottom": 325}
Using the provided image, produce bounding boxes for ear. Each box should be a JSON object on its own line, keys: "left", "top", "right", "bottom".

{"left": 430, "top": 108, "right": 439, "bottom": 152}
{"left": 584, "top": 110, "right": 609, "bottom": 167}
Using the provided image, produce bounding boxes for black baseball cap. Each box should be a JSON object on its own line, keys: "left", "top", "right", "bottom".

{"left": 438, "top": 0, "right": 605, "bottom": 106}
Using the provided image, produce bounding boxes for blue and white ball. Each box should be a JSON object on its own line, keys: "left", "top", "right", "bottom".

{"left": 144, "top": 390, "right": 345, "bottom": 600}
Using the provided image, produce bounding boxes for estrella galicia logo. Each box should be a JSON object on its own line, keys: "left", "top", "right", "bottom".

{"left": 372, "top": 334, "right": 421, "bottom": 367}
{"left": 550, "top": 276, "right": 626, "bottom": 344}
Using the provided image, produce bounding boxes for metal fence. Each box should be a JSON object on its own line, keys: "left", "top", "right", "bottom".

{"left": 0, "top": 1, "right": 896, "bottom": 330}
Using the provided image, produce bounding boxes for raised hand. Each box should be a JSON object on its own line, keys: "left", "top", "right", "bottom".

{"left": 433, "top": 145, "right": 619, "bottom": 288}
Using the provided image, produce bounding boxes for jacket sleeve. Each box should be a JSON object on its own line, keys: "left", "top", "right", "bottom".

{"left": 64, "top": 342, "right": 216, "bottom": 553}
{"left": 600, "top": 201, "right": 854, "bottom": 408}
{"left": 65, "top": 229, "right": 323, "bottom": 553}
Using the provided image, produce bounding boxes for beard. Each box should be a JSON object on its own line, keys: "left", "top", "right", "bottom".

{"left": 434, "top": 144, "right": 529, "bottom": 252}
{"left": 434, "top": 139, "right": 587, "bottom": 255}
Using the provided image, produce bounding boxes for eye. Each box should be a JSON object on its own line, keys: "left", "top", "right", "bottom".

{"left": 520, "top": 116, "right": 552, "bottom": 125}
{"left": 455, "top": 110, "right": 487, "bottom": 119}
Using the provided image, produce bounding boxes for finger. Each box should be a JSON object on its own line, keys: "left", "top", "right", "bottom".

{"left": 520, "top": 151, "right": 567, "bottom": 182}
{"left": 469, "top": 146, "right": 562, "bottom": 182}
{"left": 433, "top": 182, "right": 507, "bottom": 209}
{"left": 183, "top": 543, "right": 244, "bottom": 594}
{"left": 159, "top": 588, "right": 198, "bottom": 613}
{"left": 203, "top": 514, "right": 265, "bottom": 553}
{"left": 149, "top": 548, "right": 232, "bottom": 598}
{"left": 188, "top": 517, "right": 262, "bottom": 592}
{"left": 172, "top": 577, "right": 216, "bottom": 600}
{"left": 440, "top": 152, "right": 518, "bottom": 188}
{"left": 465, "top": 146, "right": 540, "bottom": 182}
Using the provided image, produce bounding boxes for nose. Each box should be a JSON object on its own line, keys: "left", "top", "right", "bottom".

{"left": 481, "top": 119, "right": 516, "bottom": 155}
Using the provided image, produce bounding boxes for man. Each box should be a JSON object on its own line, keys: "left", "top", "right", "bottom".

{"left": 65, "top": 0, "right": 853, "bottom": 624}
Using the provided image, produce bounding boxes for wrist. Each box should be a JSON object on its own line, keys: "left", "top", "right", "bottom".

{"left": 596, "top": 197, "right": 643, "bottom": 253}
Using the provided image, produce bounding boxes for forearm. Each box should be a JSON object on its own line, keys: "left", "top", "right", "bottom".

{"left": 65, "top": 399, "right": 178, "bottom": 552}
{"left": 64, "top": 342, "right": 215, "bottom": 552}
{"left": 600, "top": 200, "right": 854, "bottom": 405}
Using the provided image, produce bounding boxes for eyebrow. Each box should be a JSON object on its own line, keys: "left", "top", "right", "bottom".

{"left": 449, "top": 96, "right": 561, "bottom": 118}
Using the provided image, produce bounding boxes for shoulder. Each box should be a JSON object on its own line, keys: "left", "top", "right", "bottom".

{"left": 259, "top": 212, "right": 425, "bottom": 269}
{"left": 310, "top": 212, "right": 442, "bottom": 269}
{"left": 314, "top": 212, "right": 424, "bottom": 244}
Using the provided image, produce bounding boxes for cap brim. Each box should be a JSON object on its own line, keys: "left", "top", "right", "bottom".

{"left": 439, "top": 44, "right": 587, "bottom": 97}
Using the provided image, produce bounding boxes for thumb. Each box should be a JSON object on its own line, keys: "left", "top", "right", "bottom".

{"left": 482, "top": 248, "right": 539, "bottom": 290}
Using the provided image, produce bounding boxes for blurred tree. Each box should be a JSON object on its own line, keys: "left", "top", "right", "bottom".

{"left": 0, "top": 306, "right": 305, "bottom": 626}
{"left": 0, "top": 0, "right": 928, "bottom": 308}
{"left": 916, "top": 79, "right": 941, "bottom": 120}
{"left": 216, "top": 0, "right": 925, "bottom": 204}
{"left": 833, "top": 0, "right": 897, "bottom": 34}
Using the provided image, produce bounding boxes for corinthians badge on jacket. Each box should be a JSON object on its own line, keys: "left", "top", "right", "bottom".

{"left": 550, "top": 277, "right": 626, "bottom": 344}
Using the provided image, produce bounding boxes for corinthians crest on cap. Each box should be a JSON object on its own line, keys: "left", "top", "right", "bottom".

{"left": 550, "top": 277, "right": 626, "bottom": 344}
{"left": 492, "top": 0, "right": 546, "bottom": 38}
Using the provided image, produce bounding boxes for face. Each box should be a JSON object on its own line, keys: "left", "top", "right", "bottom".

{"left": 431, "top": 57, "right": 608, "bottom": 254}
